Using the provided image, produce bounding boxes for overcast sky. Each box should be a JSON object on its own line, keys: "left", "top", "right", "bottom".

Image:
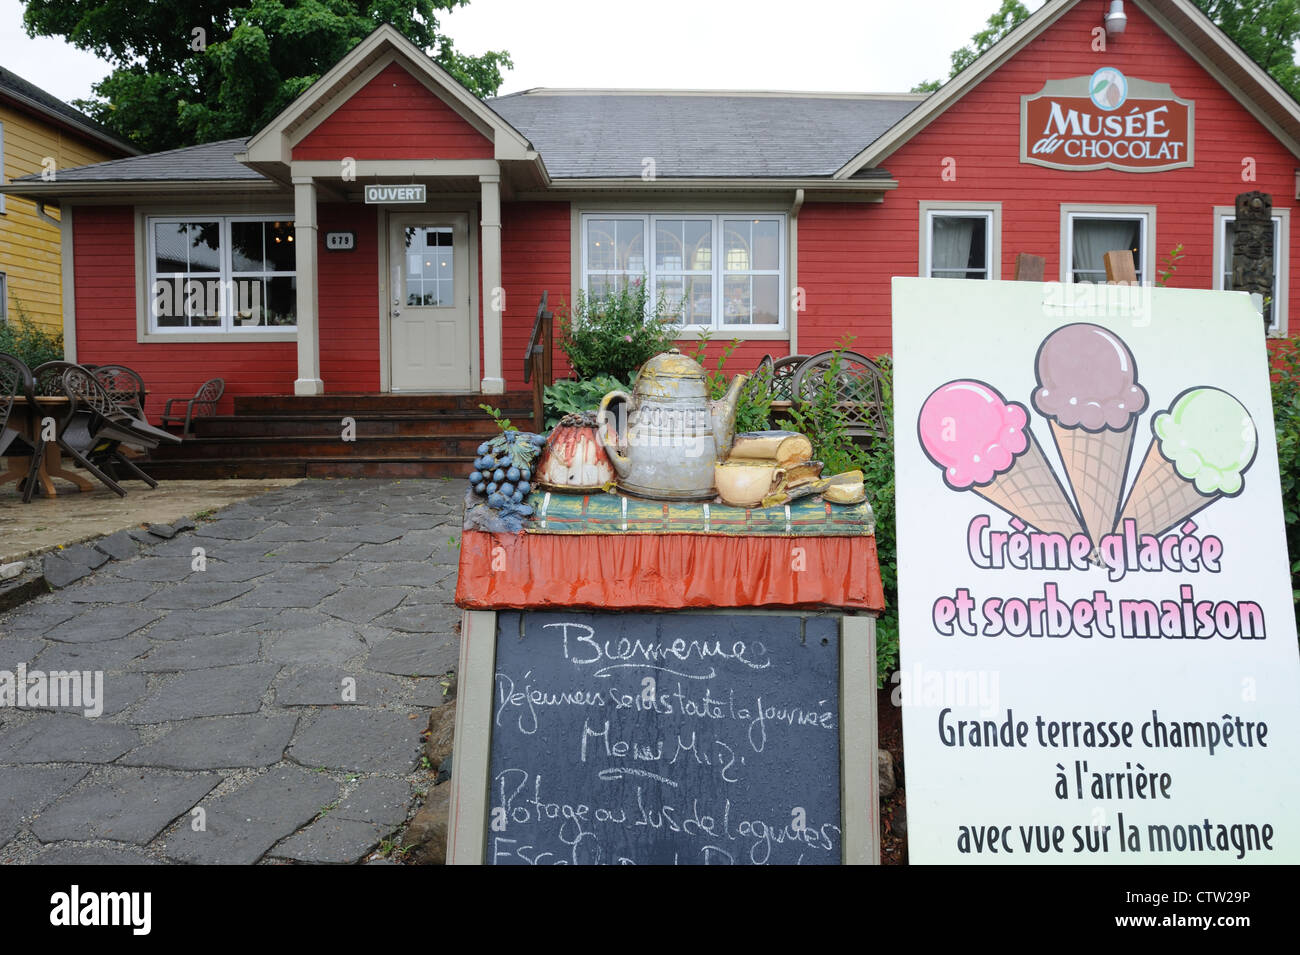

{"left": 0, "top": 0, "right": 1049, "bottom": 105}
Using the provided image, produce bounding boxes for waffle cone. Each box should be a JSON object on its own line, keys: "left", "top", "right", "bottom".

{"left": 1049, "top": 420, "right": 1136, "bottom": 546}
{"left": 1117, "top": 440, "right": 1218, "bottom": 539}
{"left": 971, "top": 433, "right": 1085, "bottom": 539}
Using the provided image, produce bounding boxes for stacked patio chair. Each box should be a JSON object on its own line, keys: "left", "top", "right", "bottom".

{"left": 0, "top": 353, "right": 46, "bottom": 503}
{"left": 29, "top": 360, "right": 176, "bottom": 496}
{"left": 91, "top": 364, "right": 149, "bottom": 420}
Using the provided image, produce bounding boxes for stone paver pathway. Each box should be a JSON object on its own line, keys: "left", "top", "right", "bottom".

{"left": 0, "top": 479, "right": 463, "bottom": 864}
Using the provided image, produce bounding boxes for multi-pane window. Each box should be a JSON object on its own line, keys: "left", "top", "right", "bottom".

{"left": 1067, "top": 213, "right": 1147, "bottom": 283}
{"left": 926, "top": 211, "right": 992, "bottom": 279}
{"left": 582, "top": 213, "right": 785, "bottom": 329}
{"left": 148, "top": 216, "right": 296, "bottom": 332}
{"left": 404, "top": 227, "right": 456, "bottom": 306}
{"left": 1217, "top": 215, "right": 1284, "bottom": 334}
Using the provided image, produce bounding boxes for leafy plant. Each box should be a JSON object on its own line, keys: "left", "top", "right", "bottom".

{"left": 1156, "top": 243, "right": 1186, "bottom": 287}
{"left": 543, "top": 375, "right": 631, "bottom": 429}
{"left": 1272, "top": 339, "right": 1300, "bottom": 631}
{"left": 0, "top": 302, "right": 64, "bottom": 370}
{"left": 784, "top": 341, "right": 899, "bottom": 684}
{"left": 686, "top": 332, "right": 774, "bottom": 435}
{"left": 478, "top": 403, "right": 513, "bottom": 433}
{"left": 558, "top": 280, "right": 681, "bottom": 382}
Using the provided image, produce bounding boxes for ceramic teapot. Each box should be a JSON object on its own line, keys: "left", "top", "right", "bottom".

{"left": 597, "top": 349, "right": 747, "bottom": 500}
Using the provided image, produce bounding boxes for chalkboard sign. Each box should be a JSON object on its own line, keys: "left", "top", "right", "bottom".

{"left": 485, "top": 610, "right": 842, "bottom": 865}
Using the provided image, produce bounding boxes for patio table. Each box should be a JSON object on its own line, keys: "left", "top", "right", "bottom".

{"left": 0, "top": 396, "right": 94, "bottom": 497}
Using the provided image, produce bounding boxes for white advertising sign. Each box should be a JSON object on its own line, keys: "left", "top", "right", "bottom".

{"left": 893, "top": 277, "right": 1300, "bottom": 864}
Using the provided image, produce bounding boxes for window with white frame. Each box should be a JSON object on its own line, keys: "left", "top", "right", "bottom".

{"left": 1215, "top": 210, "right": 1287, "bottom": 335}
{"left": 148, "top": 216, "right": 296, "bottom": 332}
{"left": 925, "top": 210, "right": 992, "bottom": 279}
{"left": 1066, "top": 211, "right": 1148, "bottom": 283}
{"left": 582, "top": 214, "right": 785, "bottom": 329}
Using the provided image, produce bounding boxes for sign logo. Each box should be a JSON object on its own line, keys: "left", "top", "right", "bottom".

{"left": 1089, "top": 67, "right": 1127, "bottom": 110}
{"left": 1022, "top": 71, "right": 1193, "bottom": 172}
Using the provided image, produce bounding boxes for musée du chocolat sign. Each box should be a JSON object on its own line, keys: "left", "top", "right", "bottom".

{"left": 1021, "top": 68, "right": 1193, "bottom": 173}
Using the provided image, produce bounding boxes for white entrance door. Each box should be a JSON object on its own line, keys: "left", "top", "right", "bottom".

{"left": 388, "top": 214, "right": 472, "bottom": 391}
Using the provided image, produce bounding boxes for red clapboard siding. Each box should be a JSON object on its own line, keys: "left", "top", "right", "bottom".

{"left": 501, "top": 201, "right": 572, "bottom": 390}
{"left": 798, "top": 0, "right": 1300, "bottom": 358}
{"left": 318, "top": 202, "right": 380, "bottom": 391}
{"left": 293, "top": 63, "right": 493, "bottom": 161}
{"left": 73, "top": 206, "right": 296, "bottom": 417}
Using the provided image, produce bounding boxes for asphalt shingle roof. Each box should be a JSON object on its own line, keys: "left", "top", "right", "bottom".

{"left": 14, "top": 137, "right": 258, "bottom": 182}
{"left": 489, "top": 91, "right": 921, "bottom": 178}
{"left": 0, "top": 66, "right": 137, "bottom": 155}
{"left": 10, "top": 92, "right": 922, "bottom": 184}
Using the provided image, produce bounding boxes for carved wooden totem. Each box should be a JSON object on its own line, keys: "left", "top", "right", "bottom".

{"left": 1232, "top": 191, "right": 1274, "bottom": 329}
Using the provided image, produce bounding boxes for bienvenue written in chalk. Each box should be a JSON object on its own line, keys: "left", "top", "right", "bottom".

{"left": 930, "top": 515, "right": 1268, "bottom": 640}
{"left": 939, "top": 708, "right": 1276, "bottom": 859}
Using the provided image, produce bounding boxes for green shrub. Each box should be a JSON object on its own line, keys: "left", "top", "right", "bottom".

{"left": 1273, "top": 339, "right": 1300, "bottom": 630}
{"left": 0, "top": 302, "right": 64, "bottom": 370}
{"left": 783, "top": 342, "right": 898, "bottom": 685}
{"left": 543, "top": 374, "right": 631, "bottom": 429}
{"left": 558, "top": 280, "right": 680, "bottom": 382}
{"left": 686, "top": 333, "right": 774, "bottom": 434}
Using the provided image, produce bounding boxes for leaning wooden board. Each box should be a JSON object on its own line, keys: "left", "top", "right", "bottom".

{"left": 448, "top": 609, "right": 878, "bottom": 865}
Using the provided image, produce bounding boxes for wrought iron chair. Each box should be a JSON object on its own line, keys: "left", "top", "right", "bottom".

{"left": 92, "top": 364, "right": 148, "bottom": 420}
{"left": 771, "top": 355, "right": 810, "bottom": 403}
{"left": 160, "top": 378, "right": 224, "bottom": 437}
{"left": 0, "top": 353, "right": 46, "bottom": 503}
{"left": 58, "top": 367, "right": 163, "bottom": 494}
{"left": 789, "top": 349, "right": 889, "bottom": 441}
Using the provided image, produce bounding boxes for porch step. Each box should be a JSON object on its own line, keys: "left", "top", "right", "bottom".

{"left": 140, "top": 457, "right": 474, "bottom": 480}
{"left": 141, "top": 390, "right": 538, "bottom": 479}
{"left": 234, "top": 393, "right": 532, "bottom": 415}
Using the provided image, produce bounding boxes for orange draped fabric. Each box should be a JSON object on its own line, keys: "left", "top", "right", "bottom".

{"left": 454, "top": 530, "right": 885, "bottom": 612}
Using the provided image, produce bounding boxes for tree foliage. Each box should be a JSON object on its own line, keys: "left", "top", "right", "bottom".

{"left": 912, "top": 0, "right": 1029, "bottom": 92}
{"left": 21, "top": 0, "right": 512, "bottom": 152}
{"left": 1192, "top": 0, "right": 1300, "bottom": 99}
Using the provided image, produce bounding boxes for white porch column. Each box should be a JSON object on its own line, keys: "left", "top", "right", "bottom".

{"left": 293, "top": 177, "right": 324, "bottom": 395}
{"left": 479, "top": 173, "right": 505, "bottom": 394}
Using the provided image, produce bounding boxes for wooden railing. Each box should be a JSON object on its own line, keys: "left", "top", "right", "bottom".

{"left": 523, "top": 291, "right": 554, "bottom": 428}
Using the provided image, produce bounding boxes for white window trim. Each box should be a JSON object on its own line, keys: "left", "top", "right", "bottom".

{"left": 1060, "top": 204, "right": 1156, "bottom": 285}
{"left": 1213, "top": 205, "right": 1289, "bottom": 338}
{"left": 135, "top": 207, "right": 298, "bottom": 343}
{"left": 0, "top": 272, "right": 7, "bottom": 323}
{"left": 918, "top": 201, "right": 1002, "bottom": 280}
{"left": 579, "top": 211, "right": 788, "bottom": 333}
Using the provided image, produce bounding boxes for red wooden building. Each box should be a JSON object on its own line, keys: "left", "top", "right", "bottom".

{"left": 3, "top": 0, "right": 1297, "bottom": 476}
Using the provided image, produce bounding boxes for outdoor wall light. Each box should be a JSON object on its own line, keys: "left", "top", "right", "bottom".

{"left": 1105, "top": 0, "right": 1127, "bottom": 35}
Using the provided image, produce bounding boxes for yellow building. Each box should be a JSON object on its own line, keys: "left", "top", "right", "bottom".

{"left": 1, "top": 66, "right": 136, "bottom": 331}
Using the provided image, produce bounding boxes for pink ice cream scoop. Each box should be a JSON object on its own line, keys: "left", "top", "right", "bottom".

{"left": 919, "top": 380, "right": 1029, "bottom": 489}
{"left": 1032, "top": 323, "right": 1147, "bottom": 430}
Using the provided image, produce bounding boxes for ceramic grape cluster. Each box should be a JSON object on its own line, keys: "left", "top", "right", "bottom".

{"left": 468, "top": 430, "right": 547, "bottom": 518}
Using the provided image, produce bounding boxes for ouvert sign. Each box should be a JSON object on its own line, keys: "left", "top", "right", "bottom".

{"left": 1021, "top": 68, "right": 1194, "bottom": 173}
{"left": 363, "top": 183, "right": 427, "bottom": 204}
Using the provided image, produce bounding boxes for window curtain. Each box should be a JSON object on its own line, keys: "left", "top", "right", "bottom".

{"left": 931, "top": 216, "right": 977, "bottom": 275}
{"left": 1073, "top": 218, "right": 1139, "bottom": 279}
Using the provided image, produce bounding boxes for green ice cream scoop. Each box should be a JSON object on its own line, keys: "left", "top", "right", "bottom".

{"left": 1153, "top": 387, "right": 1257, "bottom": 495}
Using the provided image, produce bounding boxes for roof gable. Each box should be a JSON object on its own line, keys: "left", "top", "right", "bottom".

{"left": 836, "top": 0, "right": 1300, "bottom": 177}
{"left": 292, "top": 61, "right": 494, "bottom": 161}
{"left": 241, "top": 23, "right": 534, "bottom": 167}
